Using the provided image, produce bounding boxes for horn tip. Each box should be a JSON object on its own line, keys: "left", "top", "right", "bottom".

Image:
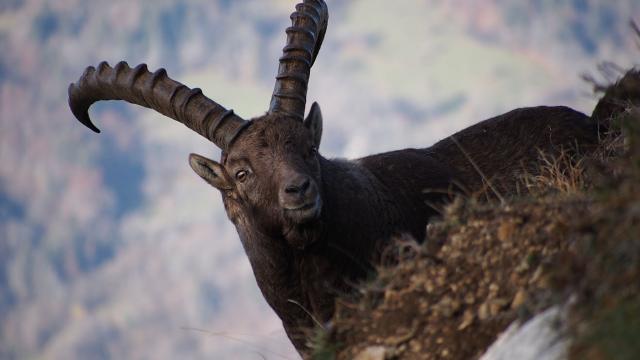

{"left": 86, "top": 121, "right": 101, "bottom": 133}
{"left": 76, "top": 112, "right": 102, "bottom": 133}
{"left": 73, "top": 110, "right": 102, "bottom": 133}
{"left": 68, "top": 83, "right": 101, "bottom": 134}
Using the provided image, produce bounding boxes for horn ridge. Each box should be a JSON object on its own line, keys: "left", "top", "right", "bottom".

{"left": 68, "top": 61, "right": 247, "bottom": 149}
{"left": 179, "top": 88, "right": 203, "bottom": 124}
{"left": 269, "top": 0, "right": 328, "bottom": 121}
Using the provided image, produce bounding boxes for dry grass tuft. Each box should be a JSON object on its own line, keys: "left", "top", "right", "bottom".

{"left": 521, "top": 148, "right": 587, "bottom": 196}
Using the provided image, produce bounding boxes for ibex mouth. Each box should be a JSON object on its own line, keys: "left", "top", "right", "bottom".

{"left": 283, "top": 196, "right": 322, "bottom": 223}
{"left": 285, "top": 201, "right": 316, "bottom": 211}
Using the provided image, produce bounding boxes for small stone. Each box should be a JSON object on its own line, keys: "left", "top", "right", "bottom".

{"left": 464, "top": 293, "right": 476, "bottom": 305}
{"left": 354, "top": 346, "right": 388, "bottom": 360}
{"left": 478, "top": 302, "right": 490, "bottom": 320}
{"left": 489, "top": 283, "right": 500, "bottom": 295}
{"left": 489, "top": 298, "right": 509, "bottom": 316}
{"left": 435, "top": 296, "right": 461, "bottom": 318}
{"left": 458, "top": 309, "right": 475, "bottom": 330}
{"left": 450, "top": 234, "right": 464, "bottom": 247}
{"left": 451, "top": 299, "right": 461, "bottom": 313}
{"left": 409, "top": 339, "right": 422, "bottom": 353}
{"left": 511, "top": 289, "right": 527, "bottom": 309}
{"left": 529, "top": 266, "right": 544, "bottom": 285}
{"left": 538, "top": 275, "right": 551, "bottom": 289}
{"left": 515, "top": 258, "right": 530, "bottom": 273}
{"left": 424, "top": 281, "right": 435, "bottom": 293}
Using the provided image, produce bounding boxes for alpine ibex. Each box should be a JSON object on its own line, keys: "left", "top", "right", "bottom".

{"left": 68, "top": 0, "right": 640, "bottom": 353}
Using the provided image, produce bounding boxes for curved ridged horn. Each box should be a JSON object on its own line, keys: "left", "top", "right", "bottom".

{"left": 68, "top": 61, "right": 249, "bottom": 149}
{"left": 269, "top": 0, "right": 328, "bottom": 121}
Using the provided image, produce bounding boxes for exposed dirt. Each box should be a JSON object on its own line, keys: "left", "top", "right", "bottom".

{"left": 326, "top": 197, "right": 588, "bottom": 360}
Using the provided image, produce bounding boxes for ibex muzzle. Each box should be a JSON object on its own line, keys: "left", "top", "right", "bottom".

{"left": 280, "top": 171, "right": 322, "bottom": 222}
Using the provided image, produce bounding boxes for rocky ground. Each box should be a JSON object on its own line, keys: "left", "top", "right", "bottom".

{"left": 310, "top": 107, "right": 640, "bottom": 359}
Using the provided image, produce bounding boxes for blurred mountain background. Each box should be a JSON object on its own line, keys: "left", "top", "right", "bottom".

{"left": 0, "top": 0, "right": 638, "bottom": 358}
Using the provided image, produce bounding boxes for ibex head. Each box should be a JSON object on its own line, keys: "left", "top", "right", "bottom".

{"left": 68, "top": 1, "right": 328, "bottom": 232}
{"left": 189, "top": 106, "right": 323, "bottom": 225}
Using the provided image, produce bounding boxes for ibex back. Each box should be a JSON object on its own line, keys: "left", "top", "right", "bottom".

{"left": 68, "top": 0, "right": 640, "bottom": 353}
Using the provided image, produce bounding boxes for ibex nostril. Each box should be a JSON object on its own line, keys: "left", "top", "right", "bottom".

{"left": 284, "top": 177, "right": 311, "bottom": 195}
{"left": 285, "top": 185, "right": 300, "bottom": 194}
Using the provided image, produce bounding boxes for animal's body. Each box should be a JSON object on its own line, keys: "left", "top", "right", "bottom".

{"left": 67, "top": 0, "right": 639, "bottom": 354}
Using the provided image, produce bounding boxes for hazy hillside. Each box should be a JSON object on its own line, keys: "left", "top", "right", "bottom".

{"left": 0, "top": 0, "right": 638, "bottom": 358}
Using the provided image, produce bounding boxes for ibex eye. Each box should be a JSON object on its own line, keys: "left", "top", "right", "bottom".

{"left": 310, "top": 147, "right": 318, "bottom": 155}
{"left": 235, "top": 170, "right": 248, "bottom": 182}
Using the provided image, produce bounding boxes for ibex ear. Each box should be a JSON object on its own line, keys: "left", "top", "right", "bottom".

{"left": 189, "top": 153, "right": 233, "bottom": 191}
{"left": 304, "top": 101, "right": 323, "bottom": 149}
